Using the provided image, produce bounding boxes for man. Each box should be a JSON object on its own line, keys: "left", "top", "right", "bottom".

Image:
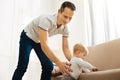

{"left": 12, "top": 1, "right": 76, "bottom": 80}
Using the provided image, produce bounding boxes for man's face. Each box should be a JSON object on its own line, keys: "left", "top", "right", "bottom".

{"left": 58, "top": 7, "right": 74, "bottom": 25}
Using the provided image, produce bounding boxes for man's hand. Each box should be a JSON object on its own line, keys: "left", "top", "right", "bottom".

{"left": 57, "top": 61, "right": 73, "bottom": 76}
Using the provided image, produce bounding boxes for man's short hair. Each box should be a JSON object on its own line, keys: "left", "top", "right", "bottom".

{"left": 60, "top": 1, "right": 76, "bottom": 12}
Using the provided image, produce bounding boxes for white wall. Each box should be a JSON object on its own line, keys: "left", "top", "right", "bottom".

{"left": 0, "top": 0, "right": 14, "bottom": 79}
{"left": 0, "top": 0, "right": 55, "bottom": 80}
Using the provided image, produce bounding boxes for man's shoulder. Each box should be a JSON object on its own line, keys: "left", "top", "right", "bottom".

{"left": 37, "top": 13, "right": 57, "bottom": 19}
{"left": 36, "top": 13, "right": 57, "bottom": 24}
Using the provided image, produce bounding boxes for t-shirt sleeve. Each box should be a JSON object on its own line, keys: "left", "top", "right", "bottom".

{"left": 38, "top": 18, "right": 51, "bottom": 31}
{"left": 62, "top": 26, "right": 69, "bottom": 37}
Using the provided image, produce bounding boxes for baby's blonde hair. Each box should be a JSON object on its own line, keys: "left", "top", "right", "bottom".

{"left": 73, "top": 43, "right": 89, "bottom": 56}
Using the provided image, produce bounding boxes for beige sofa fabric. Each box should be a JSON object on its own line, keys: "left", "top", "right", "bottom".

{"left": 86, "top": 38, "right": 120, "bottom": 70}
{"left": 52, "top": 38, "right": 120, "bottom": 80}
{"left": 79, "top": 68, "right": 120, "bottom": 80}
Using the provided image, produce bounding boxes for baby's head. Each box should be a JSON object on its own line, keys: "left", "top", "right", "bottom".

{"left": 73, "top": 43, "right": 88, "bottom": 59}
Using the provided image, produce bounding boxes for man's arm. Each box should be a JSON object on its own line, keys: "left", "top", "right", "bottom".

{"left": 39, "top": 28, "right": 60, "bottom": 64}
{"left": 39, "top": 28, "right": 72, "bottom": 74}
{"left": 62, "top": 37, "right": 72, "bottom": 61}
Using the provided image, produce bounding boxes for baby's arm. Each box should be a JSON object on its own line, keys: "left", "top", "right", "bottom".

{"left": 76, "top": 58, "right": 97, "bottom": 71}
{"left": 82, "top": 67, "right": 98, "bottom": 73}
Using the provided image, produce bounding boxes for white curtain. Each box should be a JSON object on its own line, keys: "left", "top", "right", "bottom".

{"left": 84, "top": 0, "right": 120, "bottom": 46}
{"left": 0, "top": 0, "right": 56, "bottom": 80}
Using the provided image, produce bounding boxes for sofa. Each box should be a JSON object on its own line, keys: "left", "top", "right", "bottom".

{"left": 52, "top": 38, "right": 120, "bottom": 80}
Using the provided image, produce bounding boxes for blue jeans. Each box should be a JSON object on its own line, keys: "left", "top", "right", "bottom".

{"left": 12, "top": 30, "right": 53, "bottom": 80}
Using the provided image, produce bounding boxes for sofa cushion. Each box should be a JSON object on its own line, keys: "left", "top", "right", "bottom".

{"left": 52, "top": 69, "right": 120, "bottom": 80}
{"left": 79, "top": 68, "right": 120, "bottom": 80}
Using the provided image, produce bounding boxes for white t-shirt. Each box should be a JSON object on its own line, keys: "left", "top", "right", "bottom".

{"left": 70, "top": 57, "right": 94, "bottom": 79}
{"left": 24, "top": 14, "right": 69, "bottom": 43}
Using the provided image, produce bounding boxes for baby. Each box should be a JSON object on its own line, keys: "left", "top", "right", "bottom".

{"left": 61, "top": 43, "right": 98, "bottom": 80}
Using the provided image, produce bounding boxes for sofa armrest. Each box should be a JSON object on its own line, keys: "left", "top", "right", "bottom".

{"left": 79, "top": 68, "right": 120, "bottom": 80}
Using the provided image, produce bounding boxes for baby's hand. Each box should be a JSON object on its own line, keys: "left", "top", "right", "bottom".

{"left": 82, "top": 70, "right": 85, "bottom": 73}
{"left": 92, "top": 67, "right": 98, "bottom": 71}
